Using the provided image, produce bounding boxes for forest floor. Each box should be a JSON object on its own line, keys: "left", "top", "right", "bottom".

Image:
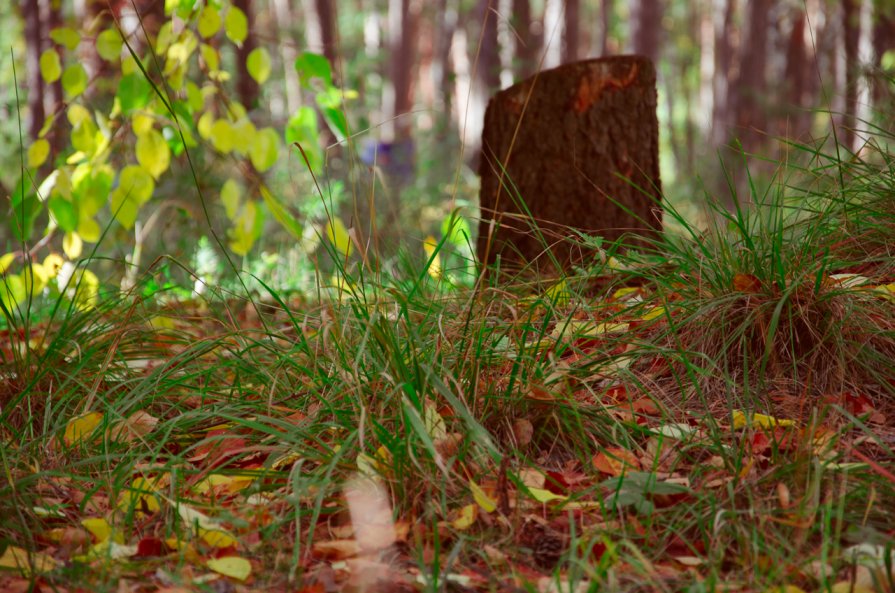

{"left": 2, "top": 161, "right": 895, "bottom": 593}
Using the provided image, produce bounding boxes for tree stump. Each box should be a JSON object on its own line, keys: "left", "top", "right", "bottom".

{"left": 477, "top": 55, "right": 662, "bottom": 272}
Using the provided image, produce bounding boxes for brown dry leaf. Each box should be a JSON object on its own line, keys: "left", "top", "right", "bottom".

{"left": 312, "top": 539, "right": 360, "bottom": 560}
{"left": 108, "top": 411, "right": 158, "bottom": 443}
{"left": 733, "top": 273, "right": 762, "bottom": 293}
{"left": 592, "top": 447, "right": 641, "bottom": 476}
{"left": 512, "top": 418, "right": 534, "bottom": 447}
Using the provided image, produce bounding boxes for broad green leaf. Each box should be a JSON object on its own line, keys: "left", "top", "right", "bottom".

{"left": 441, "top": 212, "right": 471, "bottom": 246}
{"left": 62, "top": 64, "right": 88, "bottom": 98}
{"left": 39, "top": 49, "right": 62, "bottom": 83}
{"left": 186, "top": 81, "right": 204, "bottom": 112}
{"left": 285, "top": 106, "right": 323, "bottom": 173}
{"left": 206, "top": 556, "right": 251, "bottom": 581}
{"left": 73, "top": 164, "right": 113, "bottom": 216}
{"left": 197, "top": 5, "right": 222, "bottom": 38}
{"left": 231, "top": 118, "right": 256, "bottom": 154}
{"left": 209, "top": 119, "right": 236, "bottom": 153}
{"left": 96, "top": 28, "right": 122, "bottom": 61}
{"left": 221, "top": 178, "right": 241, "bottom": 219}
{"left": 136, "top": 128, "right": 171, "bottom": 179}
{"left": 0, "top": 274, "right": 26, "bottom": 311}
{"left": 63, "top": 231, "right": 83, "bottom": 259}
{"left": 249, "top": 127, "right": 279, "bottom": 172}
{"left": 325, "top": 217, "right": 353, "bottom": 259}
{"left": 225, "top": 6, "right": 248, "bottom": 45}
{"left": 49, "top": 195, "right": 78, "bottom": 232}
{"left": 320, "top": 105, "right": 349, "bottom": 143}
{"left": 28, "top": 139, "right": 50, "bottom": 169}
{"left": 294, "top": 52, "right": 332, "bottom": 87}
{"left": 117, "top": 73, "right": 151, "bottom": 113}
{"left": 259, "top": 185, "right": 303, "bottom": 240}
{"left": 246, "top": 47, "right": 271, "bottom": 83}
{"left": 50, "top": 27, "right": 80, "bottom": 50}
{"left": 111, "top": 166, "right": 154, "bottom": 229}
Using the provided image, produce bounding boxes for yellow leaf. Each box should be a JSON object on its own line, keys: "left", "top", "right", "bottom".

{"left": 135, "top": 128, "right": 171, "bottom": 179}
{"left": 544, "top": 279, "right": 570, "bottom": 306}
{"left": 0, "top": 253, "right": 15, "bottom": 274}
{"left": 63, "top": 231, "right": 83, "bottom": 259}
{"left": 199, "top": 527, "right": 237, "bottom": 548}
{"left": 40, "top": 49, "right": 62, "bottom": 83}
{"left": 423, "top": 235, "right": 442, "bottom": 279}
{"left": 325, "top": 217, "right": 353, "bottom": 259}
{"left": 764, "top": 586, "right": 808, "bottom": 593}
{"left": 526, "top": 487, "right": 568, "bottom": 503}
{"left": 42, "top": 253, "right": 64, "bottom": 277}
{"left": 64, "top": 411, "right": 104, "bottom": 446}
{"left": 28, "top": 139, "right": 50, "bottom": 169}
{"left": 81, "top": 517, "right": 122, "bottom": 544}
{"left": 642, "top": 305, "right": 665, "bottom": 321}
{"left": 732, "top": 410, "right": 795, "bottom": 430}
{"left": 451, "top": 504, "right": 477, "bottom": 530}
{"left": 117, "top": 477, "right": 161, "bottom": 516}
{"left": 0, "top": 545, "right": 59, "bottom": 575}
{"left": 469, "top": 479, "right": 496, "bottom": 513}
{"left": 197, "top": 5, "right": 222, "bottom": 38}
{"left": 207, "top": 555, "right": 252, "bottom": 581}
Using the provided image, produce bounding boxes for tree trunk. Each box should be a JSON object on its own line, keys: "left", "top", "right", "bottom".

{"left": 710, "top": 0, "right": 736, "bottom": 147}
{"left": 631, "top": 0, "right": 662, "bottom": 64}
{"left": 732, "top": 0, "right": 771, "bottom": 149}
{"left": 782, "top": 10, "right": 812, "bottom": 140}
{"left": 598, "top": 0, "right": 614, "bottom": 55}
{"left": 477, "top": 55, "right": 662, "bottom": 272}
{"left": 42, "top": 0, "right": 64, "bottom": 160}
{"left": 512, "top": 0, "right": 541, "bottom": 78}
{"left": 388, "top": 0, "right": 420, "bottom": 140}
{"left": 562, "top": 0, "right": 580, "bottom": 63}
{"left": 433, "top": 0, "right": 457, "bottom": 111}
{"left": 23, "top": 0, "right": 45, "bottom": 141}
{"left": 843, "top": 0, "right": 861, "bottom": 151}
{"left": 234, "top": 0, "right": 260, "bottom": 110}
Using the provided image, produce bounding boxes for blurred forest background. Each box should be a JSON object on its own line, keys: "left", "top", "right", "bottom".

{"left": 1, "top": 0, "right": 894, "bottom": 294}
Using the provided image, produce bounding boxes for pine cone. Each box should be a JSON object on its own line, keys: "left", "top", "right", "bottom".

{"left": 519, "top": 519, "right": 566, "bottom": 570}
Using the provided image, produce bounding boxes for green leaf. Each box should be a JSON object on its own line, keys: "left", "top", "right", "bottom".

{"left": 285, "top": 106, "right": 322, "bottom": 173}
{"left": 71, "top": 118, "right": 99, "bottom": 155}
{"left": 49, "top": 27, "right": 80, "bottom": 50}
{"left": 197, "top": 5, "right": 222, "bottom": 39}
{"left": 135, "top": 128, "right": 172, "bottom": 179}
{"left": 294, "top": 52, "right": 332, "bottom": 87}
{"left": 73, "top": 164, "right": 113, "bottom": 217}
{"left": 246, "top": 47, "right": 271, "bottom": 84}
{"left": 325, "top": 217, "right": 353, "bottom": 259}
{"left": 225, "top": 6, "right": 248, "bottom": 45}
{"left": 249, "top": 127, "right": 279, "bottom": 172}
{"left": 111, "top": 166, "right": 154, "bottom": 229}
{"left": 200, "top": 43, "right": 219, "bottom": 71}
{"left": 40, "top": 49, "right": 62, "bottom": 83}
{"left": 28, "top": 140, "right": 50, "bottom": 169}
{"left": 259, "top": 185, "right": 302, "bottom": 240}
{"left": 0, "top": 274, "right": 26, "bottom": 312}
{"left": 49, "top": 196, "right": 78, "bottom": 232}
{"left": 221, "top": 178, "right": 241, "bottom": 220}
{"left": 320, "top": 106, "right": 349, "bottom": 143}
{"left": 96, "top": 28, "right": 122, "bottom": 61}
{"left": 62, "top": 64, "right": 88, "bottom": 98}
{"left": 117, "top": 73, "right": 151, "bottom": 113}
{"left": 441, "top": 211, "right": 472, "bottom": 247}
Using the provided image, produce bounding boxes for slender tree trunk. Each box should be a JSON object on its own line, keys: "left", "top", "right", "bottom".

{"left": 23, "top": 0, "right": 45, "bottom": 141}
{"left": 388, "top": 0, "right": 420, "bottom": 140}
{"left": 732, "top": 0, "right": 771, "bottom": 148}
{"left": 843, "top": 0, "right": 861, "bottom": 150}
{"left": 872, "top": 0, "right": 895, "bottom": 103}
{"left": 631, "top": 0, "right": 662, "bottom": 64}
{"left": 783, "top": 10, "right": 812, "bottom": 139}
{"left": 234, "top": 0, "right": 260, "bottom": 110}
{"left": 710, "top": 0, "right": 736, "bottom": 147}
{"left": 562, "top": 0, "right": 580, "bottom": 63}
{"left": 599, "top": 0, "right": 614, "bottom": 55}
{"left": 272, "top": 0, "right": 302, "bottom": 116}
{"left": 512, "top": 0, "right": 541, "bottom": 78}
{"left": 433, "top": 0, "right": 457, "bottom": 112}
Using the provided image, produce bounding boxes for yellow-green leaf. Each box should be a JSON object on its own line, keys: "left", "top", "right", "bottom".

{"left": 81, "top": 517, "right": 122, "bottom": 544}
{"left": 40, "top": 49, "right": 62, "bottom": 83}
{"left": 96, "top": 28, "right": 122, "bottom": 61}
{"left": 117, "top": 477, "right": 161, "bottom": 517}
{"left": 135, "top": 128, "right": 171, "bottom": 179}
{"left": 111, "top": 165, "right": 155, "bottom": 229}
{"left": 469, "top": 479, "right": 497, "bottom": 513}
{"left": 28, "top": 139, "right": 50, "bottom": 169}
{"left": 67, "top": 104, "right": 91, "bottom": 126}
{"left": 225, "top": 6, "right": 248, "bottom": 45}
{"left": 64, "top": 411, "right": 104, "bottom": 446}
{"left": 221, "top": 178, "right": 241, "bottom": 219}
{"left": 207, "top": 556, "right": 252, "bottom": 581}
{"left": 731, "top": 410, "right": 796, "bottom": 430}
{"left": 210, "top": 119, "right": 236, "bottom": 153}
{"left": 0, "top": 274, "right": 26, "bottom": 310}
{"left": 451, "top": 504, "right": 478, "bottom": 530}
{"left": 200, "top": 43, "right": 219, "bottom": 71}
{"left": 246, "top": 47, "right": 271, "bottom": 83}
{"left": 50, "top": 27, "right": 80, "bottom": 50}
{"left": 62, "top": 64, "right": 88, "bottom": 98}
{"left": 325, "top": 217, "right": 353, "bottom": 259}
{"left": 527, "top": 487, "right": 568, "bottom": 503}
{"left": 197, "top": 5, "right": 222, "bottom": 38}
{"left": 228, "top": 200, "right": 263, "bottom": 255}
{"left": 63, "top": 231, "right": 83, "bottom": 259}
{"left": 78, "top": 217, "right": 101, "bottom": 243}
{"left": 249, "top": 127, "right": 279, "bottom": 172}
{"left": 0, "top": 253, "right": 15, "bottom": 274}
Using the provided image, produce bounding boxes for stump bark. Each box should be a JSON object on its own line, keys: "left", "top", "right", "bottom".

{"left": 477, "top": 55, "right": 662, "bottom": 272}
